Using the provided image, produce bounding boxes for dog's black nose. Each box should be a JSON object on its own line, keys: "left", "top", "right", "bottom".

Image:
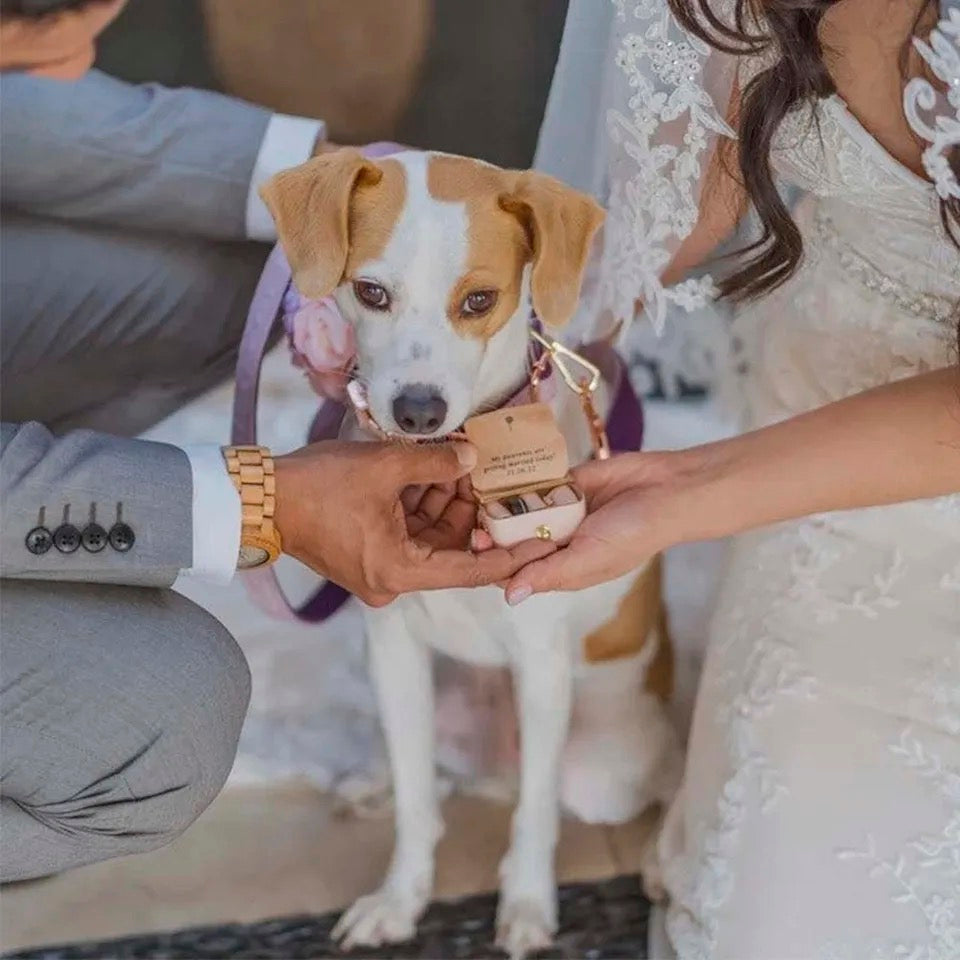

{"left": 392, "top": 384, "right": 448, "bottom": 434}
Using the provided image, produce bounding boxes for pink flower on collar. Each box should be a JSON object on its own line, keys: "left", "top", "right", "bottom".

{"left": 283, "top": 291, "right": 357, "bottom": 401}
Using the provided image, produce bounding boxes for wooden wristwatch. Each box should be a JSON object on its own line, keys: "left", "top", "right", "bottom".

{"left": 222, "top": 445, "right": 283, "bottom": 569}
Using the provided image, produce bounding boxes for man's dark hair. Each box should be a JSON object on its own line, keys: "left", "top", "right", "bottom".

{"left": 0, "top": 0, "right": 101, "bottom": 16}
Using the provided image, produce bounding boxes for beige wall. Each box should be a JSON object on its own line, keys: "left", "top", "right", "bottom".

{"left": 202, "top": 0, "right": 431, "bottom": 142}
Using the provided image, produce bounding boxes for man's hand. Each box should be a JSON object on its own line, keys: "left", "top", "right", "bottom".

{"left": 273, "top": 440, "right": 557, "bottom": 606}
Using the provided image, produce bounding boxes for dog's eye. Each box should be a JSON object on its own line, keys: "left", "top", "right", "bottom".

{"left": 354, "top": 280, "right": 390, "bottom": 311}
{"left": 461, "top": 290, "right": 498, "bottom": 317}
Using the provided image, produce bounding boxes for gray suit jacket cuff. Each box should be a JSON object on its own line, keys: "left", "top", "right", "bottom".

{"left": 1, "top": 422, "right": 192, "bottom": 587}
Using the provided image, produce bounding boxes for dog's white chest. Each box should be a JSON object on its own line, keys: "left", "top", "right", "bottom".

{"left": 390, "top": 586, "right": 521, "bottom": 666}
{"left": 381, "top": 569, "right": 642, "bottom": 669}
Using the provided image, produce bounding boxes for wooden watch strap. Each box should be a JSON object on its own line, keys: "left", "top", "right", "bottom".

{"left": 222, "top": 445, "right": 279, "bottom": 538}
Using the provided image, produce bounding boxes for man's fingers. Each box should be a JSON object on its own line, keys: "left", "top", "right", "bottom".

{"left": 384, "top": 441, "right": 477, "bottom": 489}
{"left": 410, "top": 485, "right": 459, "bottom": 527}
{"left": 456, "top": 475, "right": 474, "bottom": 501}
{"left": 400, "top": 537, "right": 557, "bottom": 592}
{"left": 400, "top": 484, "right": 428, "bottom": 515}
{"left": 414, "top": 494, "right": 477, "bottom": 550}
{"left": 357, "top": 589, "right": 397, "bottom": 608}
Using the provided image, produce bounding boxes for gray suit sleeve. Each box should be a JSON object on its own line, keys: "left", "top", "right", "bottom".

{"left": 0, "top": 70, "right": 272, "bottom": 241}
{"left": 1, "top": 422, "right": 193, "bottom": 587}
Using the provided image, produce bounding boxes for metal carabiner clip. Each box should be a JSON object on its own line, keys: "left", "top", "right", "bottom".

{"left": 529, "top": 329, "right": 610, "bottom": 460}
{"left": 529, "top": 329, "right": 602, "bottom": 395}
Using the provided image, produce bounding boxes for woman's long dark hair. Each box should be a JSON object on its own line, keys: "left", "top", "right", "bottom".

{"left": 667, "top": 0, "right": 959, "bottom": 350}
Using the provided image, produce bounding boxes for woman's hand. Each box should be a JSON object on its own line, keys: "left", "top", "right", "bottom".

{"left": 503, "top": 451, "right": 688, "bottom": 603}
{"left": 503, "top": 367, "right": 960, "bottom": 604}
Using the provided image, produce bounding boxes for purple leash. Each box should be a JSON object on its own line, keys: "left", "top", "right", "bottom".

{"left": 231, "top": 242, "right": 354, "bottom": 622}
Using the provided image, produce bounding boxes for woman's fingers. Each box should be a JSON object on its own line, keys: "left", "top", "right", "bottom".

{"left": 503, "top": 537, "right": 612, "bottom": 602}
{"left": 470, "top": 528, "right": 495, "bottom": 552}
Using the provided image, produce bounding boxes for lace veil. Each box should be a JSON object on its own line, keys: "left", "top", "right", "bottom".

{"left": 535, "top": 0, "right": 739, "bottom": 342}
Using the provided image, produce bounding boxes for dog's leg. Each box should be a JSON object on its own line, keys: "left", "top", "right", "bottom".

{"left": 496, "top": 615, "right": 573, "bottom": 960}
{"left": 561, "top": 644, "right": 681, "bottom": 825}
{"left": 334, "top": 605, "right": 441, "bottom": 948}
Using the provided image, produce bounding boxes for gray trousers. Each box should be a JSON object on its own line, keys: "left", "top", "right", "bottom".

{"left": 1, "top": 212, "right": 271, "bottom": 881}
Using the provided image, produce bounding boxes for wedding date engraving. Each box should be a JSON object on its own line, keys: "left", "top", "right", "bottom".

{"left": 481, "top": 445, "right": 556, "bottom": 480}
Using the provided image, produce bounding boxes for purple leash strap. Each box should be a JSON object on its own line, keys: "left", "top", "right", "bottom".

{"left": 231, "top": 243, "right": 352, "bottom": 623}
{"left": 231, "top": 141, "right": 408, "bottom": 624}
{"left": 232, "top": 243, "right": 290, "bottom": 445}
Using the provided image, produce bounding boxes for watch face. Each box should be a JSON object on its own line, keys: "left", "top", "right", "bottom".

{"left": 238, "top": 543, "right": 270, "bottom": 569}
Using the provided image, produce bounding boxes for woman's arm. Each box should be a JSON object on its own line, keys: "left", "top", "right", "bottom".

{"left": 504, "top": 367, "right": 960, "bottom": 600}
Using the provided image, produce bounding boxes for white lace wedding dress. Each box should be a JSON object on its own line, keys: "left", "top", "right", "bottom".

{"left": 534, "top": 2, "right": 960, "bottom": 955}
{"left": 656, "top": 81, "right": 960, "bottom": 960}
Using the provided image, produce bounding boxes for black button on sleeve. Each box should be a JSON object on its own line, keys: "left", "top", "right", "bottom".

{"left": 81, "top": 522, "right": 108, "bottom": 553}
{"left": 53, "top": 523, "right": 81, "bottom": 554}
{"left": 25, "top": 526, "right": 53, "bottom": 555}
{"left": 108, "top": 522, "right": 135, "bottom": 553}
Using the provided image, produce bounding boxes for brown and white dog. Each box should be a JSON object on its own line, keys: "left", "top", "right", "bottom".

{"left": 261, "top": 149, "right": 681, "bottom": 959}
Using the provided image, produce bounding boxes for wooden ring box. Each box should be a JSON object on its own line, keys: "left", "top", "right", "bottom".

{"left": 463, "top": 402, "right": 586, "bottom": 548}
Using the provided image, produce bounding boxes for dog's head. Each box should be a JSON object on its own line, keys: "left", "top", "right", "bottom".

{"left": 261, "top": 150, "right": 604, "bottom": 438}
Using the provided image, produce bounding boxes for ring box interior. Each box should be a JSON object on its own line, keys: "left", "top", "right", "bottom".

{"left": 463, "top": 402, "right": 586, "bottom": 548}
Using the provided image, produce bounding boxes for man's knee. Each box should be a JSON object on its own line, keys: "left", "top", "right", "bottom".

{"left": 152, "top": 596, "right": 251, "bottom": 831}
{"left": 0, "top": 582, "right": 251, "bottom": 877}
{"left": 105, "top": 610, "right": 249, "bottom": 853}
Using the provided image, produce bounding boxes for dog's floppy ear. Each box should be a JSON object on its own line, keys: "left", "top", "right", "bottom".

{"left": 259, "top": 149, "right": 383, "bottom": 299}
{"left": 499, "top": 171, "right": 605, "bottom": 328}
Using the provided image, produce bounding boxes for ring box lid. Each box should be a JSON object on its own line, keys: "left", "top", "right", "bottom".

{"left": 463, "top": 403, "right": 571, "bottom": 501}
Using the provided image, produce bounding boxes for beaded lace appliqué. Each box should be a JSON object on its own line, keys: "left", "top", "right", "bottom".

{"left": 904, "top": 7, "right": 960, "bottom": 201}
{"left": 812, "top": 209, "right": 956, "bottom": 324}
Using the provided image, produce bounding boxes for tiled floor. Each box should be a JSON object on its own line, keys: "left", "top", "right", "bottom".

{"left": 1, "top": 784, "right": 657, "bottom": 953}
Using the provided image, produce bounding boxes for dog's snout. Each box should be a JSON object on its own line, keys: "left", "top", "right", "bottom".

{"left": 392, "top": 384, "right": 448, "bottom": 435}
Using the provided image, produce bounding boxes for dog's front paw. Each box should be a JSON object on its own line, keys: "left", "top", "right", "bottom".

{"left": 496, "top": 896, "right": 556, "bottom": 960}
{"left": 332, "top": 888, "right": 423, "bottom": 949}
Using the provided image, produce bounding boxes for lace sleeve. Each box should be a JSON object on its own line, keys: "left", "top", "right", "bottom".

{"left": 600, "top": 0, "right": 740, "bottom": 334}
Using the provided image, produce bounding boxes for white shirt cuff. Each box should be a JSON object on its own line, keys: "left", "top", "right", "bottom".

{"left": 246, "top": 113, "right": 326, "bottom": 241}
{"left": 174, "top": 445, "right": 241, "bottom": 586}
